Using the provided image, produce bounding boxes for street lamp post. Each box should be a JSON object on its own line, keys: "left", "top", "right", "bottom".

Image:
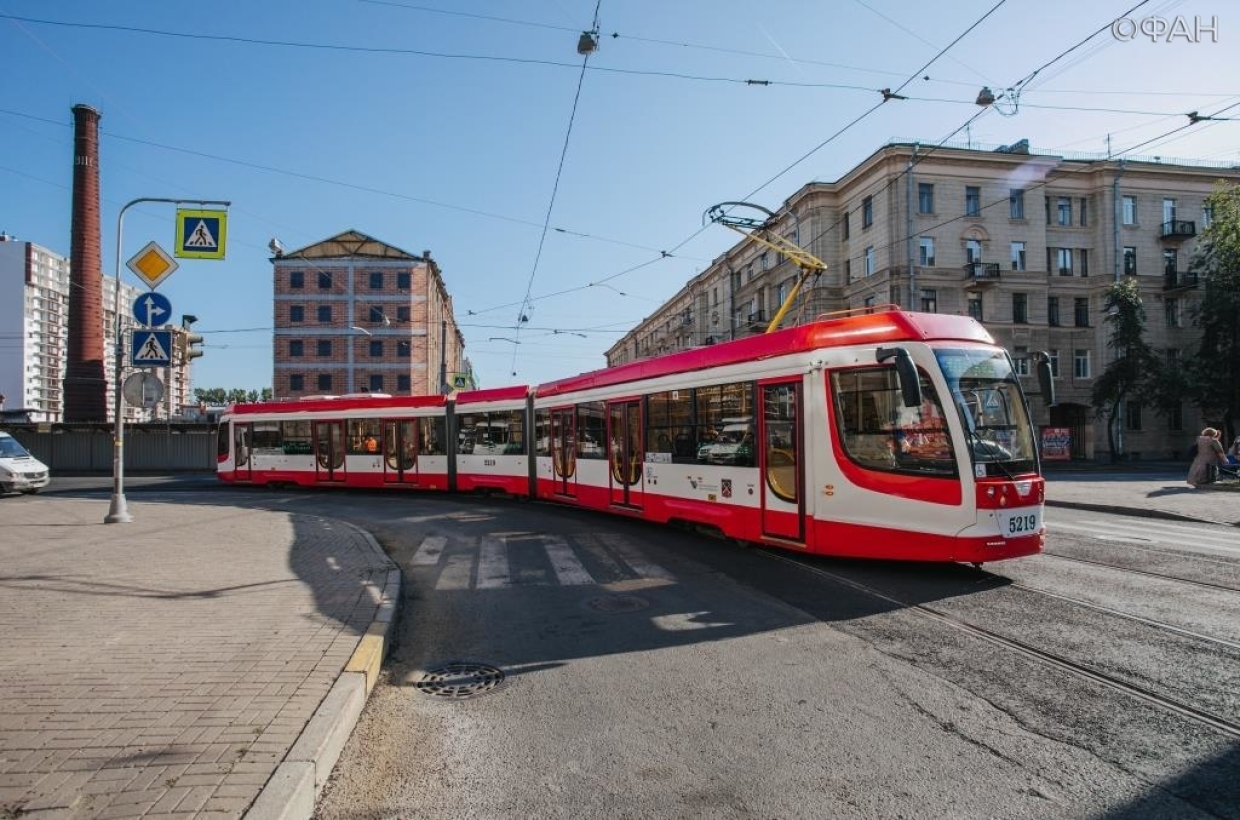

{"left": 105, "top": 197, "right": 229, "bottom": 524}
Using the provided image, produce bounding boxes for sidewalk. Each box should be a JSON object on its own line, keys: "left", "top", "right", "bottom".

{"left": 0, "top": 497, "right": 399, "bottom": 820}
{"left": 1044, "top": 461, "right": 1240, "bottom": 527}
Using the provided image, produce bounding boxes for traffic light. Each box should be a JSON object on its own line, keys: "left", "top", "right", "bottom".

{"left": 177, "top": 332, "right": 205, "bottom": 364}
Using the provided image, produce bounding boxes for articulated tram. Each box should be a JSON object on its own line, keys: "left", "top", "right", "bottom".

{"left": 218, "top": 308, "right": 1053, "bottom": 563}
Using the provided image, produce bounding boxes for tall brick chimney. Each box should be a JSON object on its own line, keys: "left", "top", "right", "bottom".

{"left": 63, "top": 103, "right": 108, "bottom": 422}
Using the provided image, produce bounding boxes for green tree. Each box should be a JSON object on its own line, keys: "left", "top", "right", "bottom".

{"left": 1187, "top": 182, "right": 1240, "bottom": 441}
{"left": 1091, "top": 278, "right": 1163, "bottom": 461}
{"left": 193, "top": 387, "right": 226, "bottom": 404}
{"left": 192, "top": 387, "right": 271, "bottom": 405}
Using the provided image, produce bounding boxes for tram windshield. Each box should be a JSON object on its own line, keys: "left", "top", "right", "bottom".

{"left": 935, "top": 348, "right": 1037, "bottom": 476}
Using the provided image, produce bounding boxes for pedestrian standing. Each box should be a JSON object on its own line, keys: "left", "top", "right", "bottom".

{"left": 1186, "top": 427, "right": 1227, "bottom": 488}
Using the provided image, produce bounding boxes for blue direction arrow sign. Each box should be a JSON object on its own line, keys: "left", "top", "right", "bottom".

{"left": 132, "top": 292, "right": 172, "bottom": 327}
{"left": 130, "top": 329, "right": 173, "bottom": 367}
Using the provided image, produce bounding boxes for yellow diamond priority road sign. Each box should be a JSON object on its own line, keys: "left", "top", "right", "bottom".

{"left": 126, "top": 241, "right": 179, "bottom": 288}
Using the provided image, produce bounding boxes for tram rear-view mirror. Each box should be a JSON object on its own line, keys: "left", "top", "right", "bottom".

{"left": 876, "top": 346, "right": 922, "bottom": 409}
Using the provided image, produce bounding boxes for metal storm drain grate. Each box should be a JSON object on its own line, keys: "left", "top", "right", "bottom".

{"left": 413, "top": 661, "right": 506, "bottom": 699}
{"left": 584, "top": 594, "right": 650, "bottom": 613}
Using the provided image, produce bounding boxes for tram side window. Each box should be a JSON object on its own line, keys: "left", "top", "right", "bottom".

{"left": 252, "top": 421, "right": 283, "bottom": 456}
{"left": 694, "top": 382, "right": 755, "bottom": 466}
{"left": 281, "top": 420, "right": 312, "bottom": 454}
{"left": 217, "top": 424, "right": 230, "bottom": 458}
{"left": 348, "top": 419, "right": 381, "bottom": 454}
{"left": 645, "top": 389, "right": 695, "bottom": 462}
{"left": 577, "top": 401, "right": 606, "bottom": 458}
{"left": 419, "top": 417, "right": 445, "bottom": 455}
{"left": 457, "top": 412, "right": 523, "bottom": 456}
{"left": 832, "top": 367, "right": 956, "bottom": 477}
{"left": 534, "top": 409, "right": 551, "bottom": 456}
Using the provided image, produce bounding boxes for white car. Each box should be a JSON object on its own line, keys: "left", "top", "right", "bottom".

{"left": 0, "top": 432, "right": 51, "bottom": 494}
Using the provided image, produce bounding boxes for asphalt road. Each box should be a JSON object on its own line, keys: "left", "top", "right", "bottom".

{"left": 37, "top": 480, "right": 1240, "bottom": 819}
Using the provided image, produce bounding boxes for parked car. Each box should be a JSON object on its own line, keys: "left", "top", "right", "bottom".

{"left": 0, "top": 432, "right": 50, "bottom": 494}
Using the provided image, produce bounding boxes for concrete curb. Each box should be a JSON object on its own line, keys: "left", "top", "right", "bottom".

{"left": 244, "top": 524, "right": 400, "bottom": 820}
{"left": 1046, "top": 499, "right": 1240, "bottom": 528}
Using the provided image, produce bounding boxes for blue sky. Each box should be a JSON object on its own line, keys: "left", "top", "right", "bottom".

{"left": 2, "top": 0, "right": 1237, "bottom": 392}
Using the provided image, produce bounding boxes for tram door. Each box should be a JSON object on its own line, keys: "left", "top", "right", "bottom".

{"left": 232, "top": 422, "right": 252, "bottom": 482}
{"left": 608, "top": 399, "right": 643, "bottom": 509}
{"left": 382, "top": 419, "right": 417, "bottom": 484}
{"left": 760, "top": 380, "right": 804, "bottom": 542}
{"left": 550, "top": 408, "right": 576, "bottom": 497}
{"left": 313, "top": 421, "right": 346, "bottom": 482}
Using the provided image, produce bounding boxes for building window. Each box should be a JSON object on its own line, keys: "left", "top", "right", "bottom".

{"left": 1012, "top": 293, "right": 1028, "bottom": 324}
{"left": 1011, "top": 241, "right": 1026, "bottom": 271}
{"left": 317, "top": 339, "right": 332, "bottom": 357}
{"left": 862, "top": 196, "right": 873, "bottom": 228}
{"left": 1073, "top": 349, "right": 1090, "bottom": 379}
{"left": 289, "top": 339, "right": 304, "bottom": 357}
{"left": 1165, "top": 297, "right": 1180, "bottom": 327}
{"left": 1009, "top": 189, "right": 1025, "bottom": 219}
{"left": 318, "top": 271, "right": 333, "bottom": 289}
{"left": 289, "top": 271, "right": 304, "bottom": 289}
{"left": 863, "top": 295, "right": 877, "bottom": 312}
{"left": 1074, "top": 297, "right": 1089, "bottom": 327}
{"left": 1122, "top": 195, "right": 1137, "bottom": 225}
{"left": 1013, "top": 345, "right": 1029, "bottom": 376}
{"left": 920, "top": 288, "right": 937, "bottom": 313}
{"left": 967, "top": 293, "right": 983, "bottom": 321}
{"left": 864, "top": 246, "right": 875, "bottom": 276}
{"left": 918, "top": 183, "right": 934, "bottom": 214}
{"left": 918, "top": 237, "right": 935, "bottom": 266}
{"left": 1168, "top": 402, "right": 1183, "bottom": 432}
{"left": 842, "top": 212, "right": 850, "bottom": 240}
{"left": 844, "top": 259, "right": 852, "bottom": 282}
{"left": 1057, "top": 196, "right": 1072, "bottom": 226}
{"left": 965, "top": 186, "right": 981, "bottom": 217}
{"left": 290, "top": 305, "right": 305, "bottom": 323}
{"left": 1048, "top": 296, "right": 1060, "bottom": 327}
{"left": 317, "top": 373, "right": 333, "bottom": 392}
{"left": 397, "top": 374, "right": 411, "bottom": 391}
{"left": 396, "top": 306, "right": 410, "bottom": 322}
{"left": 965, "top": 239, "right": 982, "bottom": 263}
{"left": 1079, "top": 197, "right": 1088, "bottom": 226}
{"left": 1056, "top": 248, "right": 1072, "bottom": 276}
{"left": 1162, "top": 198, "right": 1176, "bottom": 224}
{"left": 397, "top": 271, "right": 411, "bottom": 289}
{"left": 760, "top": 251, "right": 770, "bottom": 270}
{"left": 369, "top": 271, "right": 384, "bottom": 289}
{"left": 1079, "top": 248, "right": 1089, "bottom": 276}
{"left": 1048, "top": 349, "right": 1060, "bottom": 378}
{"left": 1123, "top": 246, "right": 1137, "bottom": 276}
{"left": 369, "top": 339, "right": 383, "bottom": 357}
{"left": 369, "top": 306, "right": 387, "bottom": 323}
{"left": 1203, "top": 204, "right": 1214, "bottom": 229}
{"left": 397, "top": 340, "right": 411, "bottom": 358}
{"left": 1125, "top": 400, "right": 1143, "bottom": 431}
{"left": 290, "top": 374, "right": 304, "bottom": 391}
{"left": 1163, "top": 249, "right": 1178, "bottom": 276}
{"left": 317, "top": 305, "right": 332, "bottom": 323}
{"left": 369, "top": 374, "right": 384, "bottom": 392}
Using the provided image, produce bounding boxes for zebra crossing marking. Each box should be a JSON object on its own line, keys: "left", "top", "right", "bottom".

{"left": 598, "top": 532, "right": 674, "bottom": 580}
{"left": 412, "top": 535, "right": 447, "bottom": 565}
{"left": 477, "top": 535, "right": 512, "bottom": 589}
{"left": 437, "top": 553, "right": 474, "bottom": 590}
{"left": 542, "top": 535, "right": 594, "bottom": 586}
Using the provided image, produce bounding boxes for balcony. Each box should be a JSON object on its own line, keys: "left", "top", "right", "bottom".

{"left": 1163, "top": 271, "right": 1199, "bottom": 290}
{"left": 1160, "top": 220, "right": 1196, "bottom": 239}
{"left": 962, "top": 262, "right": 1001, "bottom": 286}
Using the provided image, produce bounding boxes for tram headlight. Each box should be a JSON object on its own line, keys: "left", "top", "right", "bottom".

{"left": 986, "top": 486, "right": 996, "bottom": 499}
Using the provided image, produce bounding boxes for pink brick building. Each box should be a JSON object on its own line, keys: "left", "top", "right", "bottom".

{"left": 271, "top": 231, "right": 468, "bottom": 398}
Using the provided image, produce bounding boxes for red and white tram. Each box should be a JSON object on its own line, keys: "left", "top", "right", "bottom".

{"left": 218, "top": 308, "right": 1053, "bottom": 563}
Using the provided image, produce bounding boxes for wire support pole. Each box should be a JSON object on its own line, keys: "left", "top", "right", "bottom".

{"left": 106, "top": 197, "right": 230, "bottom": 524}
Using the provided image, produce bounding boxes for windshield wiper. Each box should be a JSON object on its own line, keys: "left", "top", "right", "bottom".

{"left": 965, "top": 428, "right": 1017, "bottom": 480}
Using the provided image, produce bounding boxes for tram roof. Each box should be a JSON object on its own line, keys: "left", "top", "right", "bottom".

{"left": 535, "top": 309, "right": 992, "bottom": 398}
{"left": 227, "top": 393, "right": 448, "bottom": 416}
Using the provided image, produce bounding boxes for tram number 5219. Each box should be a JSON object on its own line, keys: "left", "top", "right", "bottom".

{"left": 999, "top": 510, "right": 1040, "bottom": 538}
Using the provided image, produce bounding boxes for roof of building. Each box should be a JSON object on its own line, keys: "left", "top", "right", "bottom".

{"left": 276, "top": 230, "right": 426, "bottom": 262}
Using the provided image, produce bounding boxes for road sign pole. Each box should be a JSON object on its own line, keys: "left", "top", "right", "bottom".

{"left": 107, "top": 196, "right": 229, "bottom": 524}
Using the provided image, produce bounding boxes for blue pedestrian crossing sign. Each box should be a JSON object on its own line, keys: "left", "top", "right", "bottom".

{"left": 175, "top": 208, "right": 228, "bottom": 260}
{"left": 131, "top": 329, "right": 173, "bottom": 367}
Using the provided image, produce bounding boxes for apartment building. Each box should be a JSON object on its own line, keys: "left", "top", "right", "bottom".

{"left": 606, "top": 140, "right": 1240, "bottom": 460}
{"left": 0, "top": 235, "right": 174, "bottom": 422}
{"left": 271, "top": 230, "right": 471, "bottom": 399}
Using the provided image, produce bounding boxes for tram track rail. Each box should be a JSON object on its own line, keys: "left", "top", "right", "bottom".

{"left": 1039, "top": 550, "right": 1240, "bottom": 594}
{"left": 765, "top": 550, "right": 1240, "bottom": 741}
